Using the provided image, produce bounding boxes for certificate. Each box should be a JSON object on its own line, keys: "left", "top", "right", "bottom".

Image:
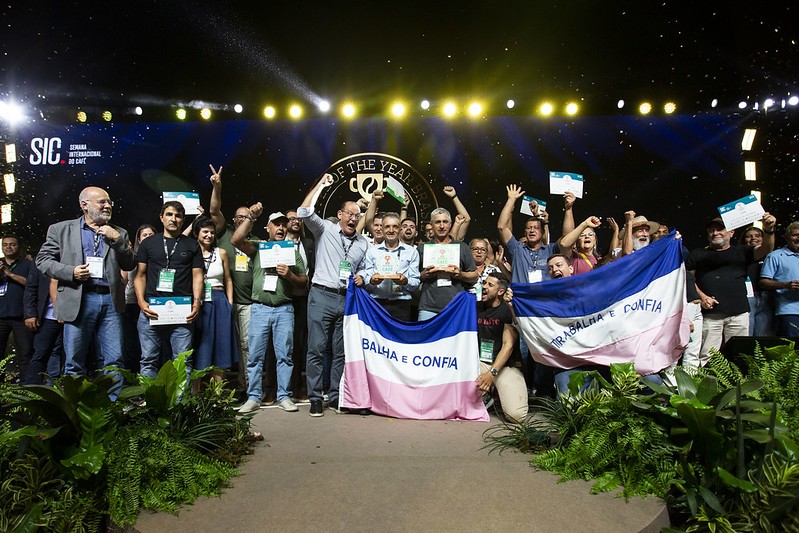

{"left": 377, "top": 251, "right": 400, "bottom": 278}
{"left": 148, "top": 296, "right": 192, "bottom": 326}
{"left": 549, "top": 171, "right": 584, "bottom": 198}
{"left": 163, "top": 191, "right": 201, "bottom": 215}
{"left": 521, "top": 195, "right": 547, "bottom": 216}
{"left": 718, "top": 195, "right": 765, "bottom": 230}
{"left": 423, "top": 244, "right": 460, "bottom": 269}
{"left": 384, "top": 176, "right": 406, "bottom": 204}
{"left": 259, "top": 240, "right": 296, "bottom": 268}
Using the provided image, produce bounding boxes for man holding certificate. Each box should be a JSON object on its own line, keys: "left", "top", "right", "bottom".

{"left": 232, "top": 210, "right": 307, "bottom": 414}
{"left": 359, "top": 212, "right": 420, "bottom": 321}
{"left": 417, "top": 207, "right": 477, "bottom": 321}
{"left": 134, "top": 201, "right": 204, "bottom": 378}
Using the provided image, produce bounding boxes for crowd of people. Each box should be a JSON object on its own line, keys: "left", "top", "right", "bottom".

{"left": 2, "top": 166, "right": 797, "bottom": 424}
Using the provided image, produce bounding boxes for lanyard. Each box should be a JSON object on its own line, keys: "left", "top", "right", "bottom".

{"left": 526, "top": 246, "right": 541, "bottom": 270}
{"left": 163, "top": 236, "right": 181, "bottom": 269}
{"left": 578, "top": 252, "right": 594, "bottom": 270}
{"left": 92, "top": 232, "right": 102, "bottom": 256}
{"left": 340, "top": 234, "right": 355, "bottom": 261}
{"left": 202, "top": 248, "right": 216, "bottom": 277}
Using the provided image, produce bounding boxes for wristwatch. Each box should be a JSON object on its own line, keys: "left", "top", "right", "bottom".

{"left": 489, "top": 368, "right": 498, "bottom": 377}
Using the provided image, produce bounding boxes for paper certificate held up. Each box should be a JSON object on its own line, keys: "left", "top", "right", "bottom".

{"left": 384, "top": 176, "right": 406, "bottom": 204}
{"left": 377, "top": 251, "right": 400, "bottom": 278}
{"left": 163, "top": 192, "right": 201, "bottom": 215}
{"left": 259, "top": 240, "right": 296, "bottom": 269}
{"left": 423, "top": 243, "right": 460, "bottom": 269}
{"left": 718, "top": 195, "right": 765, "bottom": 230}
{"left": 549, "top": 171, "right": 584, "bottom": 198}
{"left": 521, "top": 195, "right": 547, "bottom": 216}
{"left": 148, "top": 296, "right": 192, "bottom": 326}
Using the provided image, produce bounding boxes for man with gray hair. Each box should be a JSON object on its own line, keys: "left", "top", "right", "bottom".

{"left": 416, "top": 207, "right": 477, "bottom": 321}
{"left": 36, "top": 186, "right": 135, "bottom": 381}
{"left": 759, "top": 220, "right": 799, "bottom": 337}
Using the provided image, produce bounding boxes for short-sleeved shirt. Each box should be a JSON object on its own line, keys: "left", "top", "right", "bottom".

{"left": 477, "top": 300, "right": 521, "bottom": 366}
{"left": 506, "top": 237, "right": 559, "bottom": 284}
{"left": 685, "top": 244, "right": 754, "bottom": 316}
{"left": 417, "top": 240, "right": 476, "bottom": 313}
{"left": 137, "top": 234, "right": 203, "bottom": 298}
{"left": 248, "top": 242, "right": 306, "bottom": 307}
{"left": 297, "top": 207, "right": 369, "bottom": 290}
{"left": 217, "top": 225, "right": 254, "bottom": 305}
{"left": 570, "top": 250, "right": 598, "bottom": 276}
{"left": 760, "top": 247, "right": 799, "bottom": 315}
{"left": 0, "top": 258, "right": 33, "bottom": 318}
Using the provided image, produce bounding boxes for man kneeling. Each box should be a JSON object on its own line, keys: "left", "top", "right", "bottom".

{"left": 476, "top": 273, "right": 528, "bottom": 422}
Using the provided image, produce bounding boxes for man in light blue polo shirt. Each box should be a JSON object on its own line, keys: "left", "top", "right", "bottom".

{"left": 760, "top": 221, "right": 799, "bottom": 336}
{"left": 297, "top": 174, "right": 369, "bottom": 417}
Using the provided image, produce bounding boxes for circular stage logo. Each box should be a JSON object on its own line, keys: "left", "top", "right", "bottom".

{"left": 316, "top": 153, "right": 438, "bottom": 225}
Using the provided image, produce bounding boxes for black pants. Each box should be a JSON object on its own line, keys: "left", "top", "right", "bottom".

{"left": 24, "top": 318, "right": 64, "bottom": 384}
{"left": 0, "top": 317, "right": 34, "bottom": 382}
{"left": 375, "top": 299, "right": 412, "bottom": 322}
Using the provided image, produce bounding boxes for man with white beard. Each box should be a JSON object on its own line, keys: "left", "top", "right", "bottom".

{"left": 622, "top": 211, "right": 659, "bottom": 255}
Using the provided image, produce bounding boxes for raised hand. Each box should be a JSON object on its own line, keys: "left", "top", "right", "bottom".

{"left": 209, "top": 164, "right": 223, "bottom": 186}
{"left": 506, "top": 184, "right": 525, "bottom": 200}
{"left": 443, "top": 186, "right": 457, "bottom": 198}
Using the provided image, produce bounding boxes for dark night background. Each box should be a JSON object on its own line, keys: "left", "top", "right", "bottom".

{"left": 0, "top": 1, "right": 797, "bottom": 251}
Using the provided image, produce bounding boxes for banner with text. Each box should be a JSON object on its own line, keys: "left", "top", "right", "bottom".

{"left": 342, "top": 286, "right": 488, "bottom": 421}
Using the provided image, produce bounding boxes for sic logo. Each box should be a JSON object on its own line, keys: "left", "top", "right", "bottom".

{"left": 29, "top": 137, "right": 62, "bottom": 165}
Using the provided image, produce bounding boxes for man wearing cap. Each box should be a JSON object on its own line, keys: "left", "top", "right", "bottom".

{"left": 621, "top": 211, "right": 660, "bottom": 255}
{"left": 36, "top": 187, "right": 135, "bottom": 382}
{"left": 232, "top": 208, "right": 307, "bottom": 414}
{"left": 298, "top": 174, "right": 369, "bottom": 417}
{"left": 759, "top": 221, "right": 799, "bottom": 337}
{"left": 686, "top": 214, "right": 777, "bottom": 363}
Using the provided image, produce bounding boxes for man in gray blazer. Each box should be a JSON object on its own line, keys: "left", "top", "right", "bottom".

{"left": 36, "top": 186, "right": 135, "bottom": 379}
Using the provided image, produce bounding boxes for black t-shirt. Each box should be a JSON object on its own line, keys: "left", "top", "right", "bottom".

{"left": 417, "top": 240, "right": 476, "bottom": 313}
{"left": 477, "top": 300, "right": 521, "bottom": 366}
{"left": 0, "top": 258, "right": 32, "bottom": 318}
{"left": 685, "top": 244, "right": 754, "bottom": 315}
{"left": 137, "top": 234, "right": 203, "bottom": 298}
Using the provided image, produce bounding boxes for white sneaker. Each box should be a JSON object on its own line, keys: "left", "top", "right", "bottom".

{"left": 279, "top": 398, "right": 299, "bottom": 412}
{"left": 238, "top": 399, "right": 261, "bottom": 414}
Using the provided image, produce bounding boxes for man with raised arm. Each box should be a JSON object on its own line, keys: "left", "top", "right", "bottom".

{"left": 36, "top": 187, "right": 135, "bottom": 382}
{"left": 297, "top": 174, "right": 369, "bottom": 417}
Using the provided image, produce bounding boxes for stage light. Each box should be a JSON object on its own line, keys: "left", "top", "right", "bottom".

{"left": 763, "top": 98, "right": 775, "bottom": 109}
{"left": 617, "top": 99, "right": 625, "bottom": 109}
{"left": 289, "top": 104, "right": 302, "bottom": 118}
{"left": 1, "top": 204, "right": 11, "bottom": 224}
{"left": 102, "top": 110, "right": 112, "bottom": 122}
{"left": 176, "top": 108, "right": 187, "bottom": 120}
{"left": 638, "top": 102, "right": 652, "bottom": 115}
{"left": 391, "top": 102, "right": 406, "bottom": 118}
{"left": 318, "top": 100, "right": 331, "bottom": 113}
{"left": 77, "top": 111, "right": 87, "bottom": 123}
{"left": 565, "top": 102, "right": 579, "bottom": 116}
{"left": 467, "top": 102, "right": 483, "bottom": 117}
{"left": 5, "top": 144, "right": 17, "bottom": 164}
{"left": 134, "top": 106, "right": 143, "bottom": 116}
{"left": 505, "top": 99, "right": 515, "bottom": 109}
{"left": 738, "top": 101, "right": 748, "bottom": 109}
{"left": 342, "top": 103, "right": 356, "bottom": 118}
{"left": 0, "top": 101, "right": 25, "bottom": 125}
{"left": 200, "top": 108, "right": 212, "bottom": 120}
{"left": 443, "top": 102, "right": 457, "bottom": 117}
{"left": 789, "top": 96, "right": 799, "bottom": 106}
{"left": 234, "top": 104, "right": 243, "bottom": 113}
{"left": 3, "top": 173, "right": 15, "bottom": 194}
{"left": 745, "top": 161, "right": 757, "bottom": 181}
{"left": 711, "top": 99, "right": 718, "bottom": 108}
{"left": 263, "top": 106, "right": 276, "bottom": 119}
{"left": 664, "top": 102, "right": 676, "bottom": 114}
{"left": 420, "top": 100, "right": 430, "bottom": 110}
{"left": 539, "top": 102, "right": 554, "bottom": 116}
{"left": 742, "top": 129, "right": 757, "bottom": 151}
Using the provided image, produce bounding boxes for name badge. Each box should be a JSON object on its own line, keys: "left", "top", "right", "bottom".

{"left": 527, "top": 269, "right": 543, "bottom": 284}
{"left": 157, "top": 269, "right": 176, "bottom": 292}
{"left": 338, "top": 261, "right": 352, "bottom": 280}
{"left": 235, "top": 254, "right": 249, "bottom": 272}
{"left": 436, "top": 272, "right": 452, "bottom": 287}
{"left": 475, "top": 281, "right": 483, "bottom": 301}
{"left": 204, "top": 281, "right": 212, "bottom": 302}
{"left": 479, "top": 339, "right": 495, "bottom": 363}
{"left": 0, "top": 282, "right": 7, "bottom": 297}
{"left": 263, "top": 274, "right": 278, "bottom": 292}
{"left": 745, "top": 277, "right": 755, "bottom": 298}
{"left": 87, "top": 256, "right": 104, "bottom": 279}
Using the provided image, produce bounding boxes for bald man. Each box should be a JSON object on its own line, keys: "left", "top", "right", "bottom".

{"left": 37, "top": 186, "right": 135, "bottom": 383}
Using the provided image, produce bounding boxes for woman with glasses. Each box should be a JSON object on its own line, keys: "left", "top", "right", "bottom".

{"left": 558, "top": 215, "right": 609, "bottom": 275}
{"left": 469, "top": 238, "right": 500, "bottom": 297}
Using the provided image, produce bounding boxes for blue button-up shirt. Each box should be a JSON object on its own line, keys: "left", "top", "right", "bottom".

{"left": 359, "top": 242, "right": 420, "bottom": 300}
{"left": 80, "top": 216, "right": 109, "bottom": 287}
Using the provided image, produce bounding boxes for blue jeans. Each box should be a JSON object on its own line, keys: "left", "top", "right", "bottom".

{"left": 63, "top": 292, "right": 124, "bottom": 377}
{"left": 248, "top": 302, "right": 294, "bottom": 403}
{"left": 306, "top": 287, "right": 346, "bottom": 403}
{"left": 137, "top": 313, "right": 194, "bottom": 378}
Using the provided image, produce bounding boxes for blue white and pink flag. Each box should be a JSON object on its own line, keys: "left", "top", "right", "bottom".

{"left": 342, "top": 287, "right": 488, "bottom": 421}
{"left": 513, "top": 234, "right": 689, "bottom": 375}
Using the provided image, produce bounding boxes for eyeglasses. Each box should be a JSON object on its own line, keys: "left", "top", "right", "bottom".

{"left": 342, "top": 211, "right": 361, "bottom": 219}
{"left": 579, "top": 232, "right": 595, "bottom": 238}
{"left": 470, "top": 247, "right": 487, "bottom": 252}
